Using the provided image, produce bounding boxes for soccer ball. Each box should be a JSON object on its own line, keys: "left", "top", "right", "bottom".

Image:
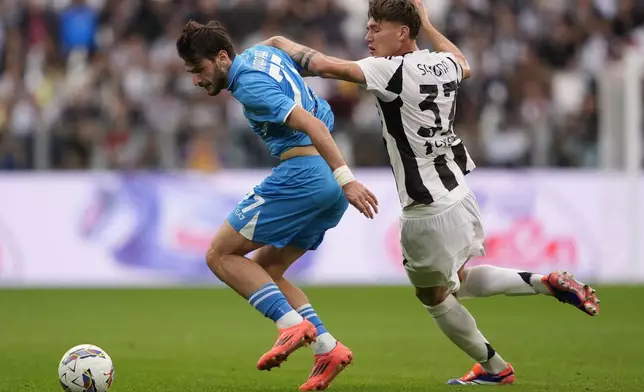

{"left": 58, "top": 344, "right": 115, "bottom": 392}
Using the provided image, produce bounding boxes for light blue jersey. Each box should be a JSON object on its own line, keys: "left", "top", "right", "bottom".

{"left": 225, "top": 46, "right": 347, "bottom": 250}
{"left": 227, "top": 45, "right": 334, "bottom": 158}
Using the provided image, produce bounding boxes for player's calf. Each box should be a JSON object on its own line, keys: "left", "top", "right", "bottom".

{"left": 456, "top": 265, "right": 551, "bottom": 298}
{"left": 254, "top": 246, "right": 341, "bottom": 355}
{"left": 456, "top": 266, "right": 601, "bottom": 316}
{"left": 206, "top": 223, "right": 314, "bottom": 370}
{"left": 417, "top": 287, "right": 510, "bottom": 379}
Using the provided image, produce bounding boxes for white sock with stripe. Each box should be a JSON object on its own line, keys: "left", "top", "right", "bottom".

{"left": 296, "top": 304, "right": 337, "bottom": 355}
{"left": 457, "top": 265, "right": 551, "bottom": 298}
{"left": 426, "top": 295, "right": 508, "bottom": 375}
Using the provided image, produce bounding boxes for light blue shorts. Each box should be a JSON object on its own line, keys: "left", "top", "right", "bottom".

{"left": 227, "top": 155, "right": 348, "bottom": 250}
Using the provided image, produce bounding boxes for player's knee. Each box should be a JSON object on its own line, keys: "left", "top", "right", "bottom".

{"left": 415, "top": 286, "right": 449, "bottom": 307}
{"left": 206, "top": 239, "right": 235, "bottom": 278}
{"left": 205, "top": 244, "right": 223, "bottom": 273}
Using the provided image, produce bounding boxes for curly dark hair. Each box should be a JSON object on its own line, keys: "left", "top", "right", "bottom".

{"left": 176, "top": 20, "right": 236, "bottom": 64}
{"left": 368, "top": 0, "right": 421, "bottom": 40}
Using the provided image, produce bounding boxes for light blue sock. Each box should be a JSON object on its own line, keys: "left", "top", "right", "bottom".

{"left": 297, "top": 303, "right": 337, "bottom": 354}
{"left": 296, "top": 304, "right": 328, "bottom": 335}
{"left": 249, "top": 283, "right": 298, "bottom": 324}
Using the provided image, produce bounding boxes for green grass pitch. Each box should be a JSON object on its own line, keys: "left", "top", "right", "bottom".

{"left": 1, "top": 285, "right": 642, "bottom": 392}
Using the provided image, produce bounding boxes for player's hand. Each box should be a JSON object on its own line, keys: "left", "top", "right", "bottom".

{"left": 412, "top": 0, "right": 430, "bottom": 23}
{"left": 342, "top": 181, "right": 379, "bottom": 219}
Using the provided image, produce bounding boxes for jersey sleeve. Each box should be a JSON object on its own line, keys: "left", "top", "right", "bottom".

{"left": 436, "top": 52, "right": 464, "bottom": 84}
{"left": 234, "top": 74, "right": 297, "bottom": 124}
{"left": 354, "top": 56, "right": 401, "bottom": 92}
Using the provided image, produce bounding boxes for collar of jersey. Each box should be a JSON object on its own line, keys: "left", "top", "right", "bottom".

{"left": 227, "top": 54, "right": 243, "bottom": 91}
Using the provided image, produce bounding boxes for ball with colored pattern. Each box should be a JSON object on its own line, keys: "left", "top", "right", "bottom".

{"left": 58, "top": 344, "right": 115, "bottom": 392}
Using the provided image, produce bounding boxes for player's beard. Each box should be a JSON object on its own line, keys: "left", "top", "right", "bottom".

{"left": 203, "top": 66, "right": 227, "bottom": 96}
{"left": 204, "top": 83, "right": 217, "bottom": 96}
{"left": 201, "top": 77, "right": 225, "bottom": 96}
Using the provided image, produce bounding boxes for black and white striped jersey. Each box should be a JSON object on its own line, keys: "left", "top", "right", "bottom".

{"left": 355, "top": 50, "right": 476, "bottom": 208}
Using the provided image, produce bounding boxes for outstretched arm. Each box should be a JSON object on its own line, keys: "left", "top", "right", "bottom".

{"left": 412, "top": 0, "right": 471, "bottom": 80}
{"left": 260, "top": 36, "right": 367, "bottom": 85}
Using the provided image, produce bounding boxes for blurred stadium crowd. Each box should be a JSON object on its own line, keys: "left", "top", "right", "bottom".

{"left": 0, "top": 0, "right": 642, "bottom": 170}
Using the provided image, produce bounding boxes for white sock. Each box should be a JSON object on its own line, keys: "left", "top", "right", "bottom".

{"left": 295, "top": 304, "right": 337, "bottom": 355}
{"left": 275, "top": 310, "right": 303, "bottom": 329}
{"left": 311, "top": 333, "right": 337, "bottom": 355}
{"left": 426, "top": 295, "right": 508, "bottom": 375}
{"left": 457, "top": 265, "right": 551, "bottom": 298}
{"left": 529, "top": 273, "right": 551, "bottom": 295}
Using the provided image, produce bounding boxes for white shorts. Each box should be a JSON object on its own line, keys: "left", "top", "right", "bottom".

{"left": 401, "top": 191, "right": 485, "bottom": 292}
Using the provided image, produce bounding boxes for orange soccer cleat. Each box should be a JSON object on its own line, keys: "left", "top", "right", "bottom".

{"left": 447, "top": 362, "right": 515, "bottom": 385}
{"left": 542, "top": 271, "right": 600, "bottom": 316}
{"left": 257, "top": 319, "right": 317, "bottom": 371}
{"left": 299, "top": 342, "right": 353, "bottom": 391}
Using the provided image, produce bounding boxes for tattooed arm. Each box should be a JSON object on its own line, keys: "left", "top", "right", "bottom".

{"left": 260, "top": 36, "right": 366, "bottom": 84}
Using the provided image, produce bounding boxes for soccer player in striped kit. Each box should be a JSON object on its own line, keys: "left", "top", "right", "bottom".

{"left": 262, "top": 0, "right": 600, "bottom": 385}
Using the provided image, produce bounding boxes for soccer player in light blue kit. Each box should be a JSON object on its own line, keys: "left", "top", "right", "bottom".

{"left": 176, "top": 21, "right": 378, "bottom": 391}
